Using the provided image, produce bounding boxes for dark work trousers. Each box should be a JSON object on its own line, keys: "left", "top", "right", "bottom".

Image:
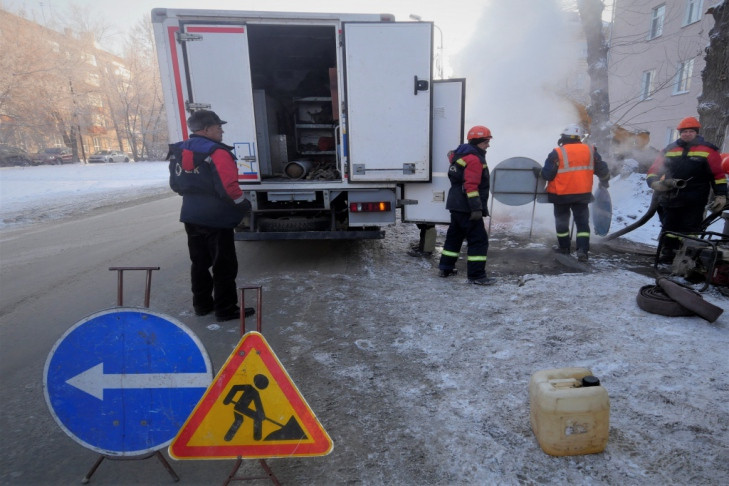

{"left": 438, "top": 211, "right": 489, "bottom": 280}
{"left": 658, "top": 204, "right": 705, "bottom": 251}
{"left": 554, "top": 203, "right": 590, "bottom": 252}
{"left": 184, "top": 223, "right": 238, "bottom": 314}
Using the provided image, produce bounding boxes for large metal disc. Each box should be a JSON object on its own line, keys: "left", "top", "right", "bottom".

{"left": 491, "top": 157, "right": 548, "bottom": 206}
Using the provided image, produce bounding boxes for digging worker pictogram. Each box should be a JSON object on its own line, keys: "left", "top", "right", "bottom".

{"left": 536, "top": 124, "right": 610, "bottom": 262}
{"left": 438, "top": 125, "right": 495, "bottom": 286}
{"left": 223, "top": 374, "right": 269, "bottom": 441}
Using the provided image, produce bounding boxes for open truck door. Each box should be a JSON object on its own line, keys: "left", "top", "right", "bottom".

{"left": 402, "top": 79, "right": 466, "bottom": 225}
{"left": 343, "top": 22, "right": 433, "bottom": 182}
{"left": 172, "top": 24, "right": 261, "bottom": 181}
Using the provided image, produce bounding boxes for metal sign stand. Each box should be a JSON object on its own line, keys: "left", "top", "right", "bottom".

{"left": 81, "top": 266, "right": 180, "bottom": 484}
{"left": 223, "top": 285, "right": 281, "bottom": 486}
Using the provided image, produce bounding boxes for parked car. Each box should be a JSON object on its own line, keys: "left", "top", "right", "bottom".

{"left": 31, "top": 147, "right": 75, "bottom": 165}
{"left": 0, "top": 144, "right": 32, "bottom": 167}
{"left": 87, "top": 150, "right": 130, "bottom": 163}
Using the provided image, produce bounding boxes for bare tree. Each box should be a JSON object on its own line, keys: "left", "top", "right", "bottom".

{"left": 698, "top": 0, "right": 728, "bottom": 151}
{"left": 102, "top": 16, "right": 167, "bottom": 160}
{"left": 577, "top": 0, "right": 612, "bottom": 160}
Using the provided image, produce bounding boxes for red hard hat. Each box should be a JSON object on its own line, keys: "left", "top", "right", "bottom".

{"left": 467, "top": 125, "right": 492, "bottom": 141}
{"left": 677, "top": 116, "right": 701, "bottom": 131}
{"left": 721, "top": 153, "right": 729, "bottom": 174}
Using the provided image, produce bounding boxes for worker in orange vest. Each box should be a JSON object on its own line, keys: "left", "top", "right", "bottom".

{"left": 536, "top": 124, "right": 610, "bottom": 262}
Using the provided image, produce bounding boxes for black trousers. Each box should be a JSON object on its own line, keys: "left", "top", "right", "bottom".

{"left": 554, "top": 203, "right": 590, "bottom": 252}
{"left": 184, "top": 223, "right": 238, "bottom": 314}
{"left": 658, "top": 204, "right": 705, "bottom": 251}
{"left": 438, "top": 211, "right": 488, "bottom": 279}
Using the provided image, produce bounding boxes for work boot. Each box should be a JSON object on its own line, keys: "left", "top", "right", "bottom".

{"left": 439, "top": 268, "right": 458, "bottom": 278}
{"left": 552, "top": 245, "right": 570, "bottom": 255}
{"left": 576, "top": 249, "right": 589, "bottom": 262}
{"left": 194, "top": 304, "right": 213, "bottom": 316}
{"left": 468, "top": 276, "right": 495, "bottom": 286}
{"left": 408, "top": 249, "right": 433, "bottom": 258}
{"left": 215, "top": 306, "right": 255, "bottom": 322}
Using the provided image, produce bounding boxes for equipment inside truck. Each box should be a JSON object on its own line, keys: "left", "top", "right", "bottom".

{"left": 246, "top": 24, "right": 340, "bottom": 182}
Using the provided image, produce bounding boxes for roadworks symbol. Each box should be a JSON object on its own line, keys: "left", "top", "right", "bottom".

{"left": 169, "top": 331, "right": 332, "bottom": 459}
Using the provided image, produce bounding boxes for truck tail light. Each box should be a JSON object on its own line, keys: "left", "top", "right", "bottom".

{"left": 349, "top": 201, "right": 392, "bottom": 213}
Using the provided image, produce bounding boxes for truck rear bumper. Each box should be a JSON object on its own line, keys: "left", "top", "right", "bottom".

{"left": 234, "top": 229, "right": 385, "bottom": 241}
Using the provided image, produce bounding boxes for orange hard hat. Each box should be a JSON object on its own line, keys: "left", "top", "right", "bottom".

{"left": 677, "top": 116, "right": 701, "bottom": 131}
{"left": 467, "top": 125, "right": 492, "bottom": 141}
{"left": 721, "top": 153, "right": 729, "bottom": 174}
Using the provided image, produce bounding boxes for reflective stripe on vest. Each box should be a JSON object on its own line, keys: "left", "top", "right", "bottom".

{"left": 546, "top": 144, "right": 594, "bottom": 195}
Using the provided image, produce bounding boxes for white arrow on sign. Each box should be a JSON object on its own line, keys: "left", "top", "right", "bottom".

{"left": 66, "top": 362, "right": 211, "bottom": 400}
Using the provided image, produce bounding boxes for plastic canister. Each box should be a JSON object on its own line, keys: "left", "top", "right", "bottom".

{"left": 529, "top": 367, "right": 609, "bottom": 456}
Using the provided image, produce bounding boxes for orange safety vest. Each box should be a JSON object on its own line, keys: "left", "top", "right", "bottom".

{"left": 546, "top": 143, "right": 594, "bottom": 195}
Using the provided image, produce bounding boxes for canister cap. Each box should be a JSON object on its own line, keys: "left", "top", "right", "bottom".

{"left": 582, "top": 375, "right": 600, "bottom": 387}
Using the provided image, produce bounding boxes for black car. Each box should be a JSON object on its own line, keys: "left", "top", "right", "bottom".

{"left": 0, "top": 144, "right": 32, "bottom": 167}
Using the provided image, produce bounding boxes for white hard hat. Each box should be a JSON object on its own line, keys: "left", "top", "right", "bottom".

{"left": 561, "top": 124, "right": 585, "bottom": 138}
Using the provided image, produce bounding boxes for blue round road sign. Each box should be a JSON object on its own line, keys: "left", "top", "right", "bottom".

{"left": 43, "top": 307, "right": 212, "bottom": 456}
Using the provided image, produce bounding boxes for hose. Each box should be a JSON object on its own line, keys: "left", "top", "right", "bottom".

{"left": 602, "top": 192, "right": 659, "bottom": 241}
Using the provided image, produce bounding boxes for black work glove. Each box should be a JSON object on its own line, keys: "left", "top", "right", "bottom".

{"left": 469, "top": 210, "right": 483, "bottom": 221}
{"left": 532, "top": 167, "right": 542, "bottom": 178}
{"left": 236, "top": 198, "right": 252, "bottom": 213}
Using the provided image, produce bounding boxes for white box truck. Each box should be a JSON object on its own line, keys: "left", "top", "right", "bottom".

{"left": 151, "top": 8, "right": 465, "bottom": 240}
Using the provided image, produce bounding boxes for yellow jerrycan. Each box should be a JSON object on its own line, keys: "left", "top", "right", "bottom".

{"left": 529, "top": 367, "right": 609, "bottom": 456}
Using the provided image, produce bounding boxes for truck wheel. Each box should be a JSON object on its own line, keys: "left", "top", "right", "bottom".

{"left": 257, "top": 216, "right": 330, "bottom": 232}
{"left": 636, "top": 285, "right": 695, "bottom": 317}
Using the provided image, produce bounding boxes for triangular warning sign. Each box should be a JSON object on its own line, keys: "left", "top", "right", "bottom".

{"left": 169, "top": 331, "right": 332, "bottom": 459}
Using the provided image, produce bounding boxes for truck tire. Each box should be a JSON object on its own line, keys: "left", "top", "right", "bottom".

{"left": 636, "top": 285, "right": 696, "bottom": 317}
{"left": 257, "top": 216, "right": 330, "bottom": 232}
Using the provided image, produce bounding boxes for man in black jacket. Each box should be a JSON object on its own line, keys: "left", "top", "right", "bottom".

{"left": 169, "top": 110, "right": 254, "bottom": 321}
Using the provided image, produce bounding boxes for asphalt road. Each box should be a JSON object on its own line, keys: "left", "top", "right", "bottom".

{"left": 0, "top": 193, "right": 350, "bottom": 485}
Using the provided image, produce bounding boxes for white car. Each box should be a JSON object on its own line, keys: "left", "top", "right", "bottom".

{"left": 87, "top": 150, "right": 130, "bottom": 163}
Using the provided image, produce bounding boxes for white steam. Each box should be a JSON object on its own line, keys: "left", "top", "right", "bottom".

{"left": 452, "top": 0, "right": 584, "bottom": 166}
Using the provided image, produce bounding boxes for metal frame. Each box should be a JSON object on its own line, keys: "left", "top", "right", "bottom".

{"left": 223, "top": 286, "right": 281, "bottom": 486}
{"left": 82, "top": 266, "right": 179, "bottom": 484}
{"left": 655, "top": 230, "right": 729, "bottom": 292}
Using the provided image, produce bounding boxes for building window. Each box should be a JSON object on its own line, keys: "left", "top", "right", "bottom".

{"left": 674, "top": 58, "right": 694, "bottom": 94}
{"left": 666, "top": 128, "right": 677, "bottom": 145}
{"left": 684, "top": 0, "right": 703, "bottom": 25}
{"left": 640, "top": 70, "right": 655, "bottom": 100}
{"left": 649, "top": 4, "right": 666, "bottom": 39}
{"left": 92, "top": 138, "right": 102, "bottom": 151}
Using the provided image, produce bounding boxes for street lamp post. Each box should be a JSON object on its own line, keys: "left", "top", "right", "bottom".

{"left": 409, "top": 14, "right": 444, "bottom": 79}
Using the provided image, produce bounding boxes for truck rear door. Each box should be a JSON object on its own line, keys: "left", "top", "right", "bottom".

{"left": 343, "top": 22, "right": 432, "bottom": 182}
{"left": 402, "top": 79, "right": 465, "bottom": 224}
{"left": 180, "top": 25, "right": 260, "bottom": 182}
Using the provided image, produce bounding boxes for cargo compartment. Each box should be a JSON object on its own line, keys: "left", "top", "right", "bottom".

{"left": 247, "top": 24, "right": 340, "bottom": 182}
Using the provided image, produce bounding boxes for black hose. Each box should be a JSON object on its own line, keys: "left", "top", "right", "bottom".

{"left": 602, "top": 192, "right": 659, "bottom": 241}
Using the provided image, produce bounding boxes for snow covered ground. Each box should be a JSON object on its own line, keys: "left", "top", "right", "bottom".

{"left": 1, "top": 160, "right": 728, "bottom": 484}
